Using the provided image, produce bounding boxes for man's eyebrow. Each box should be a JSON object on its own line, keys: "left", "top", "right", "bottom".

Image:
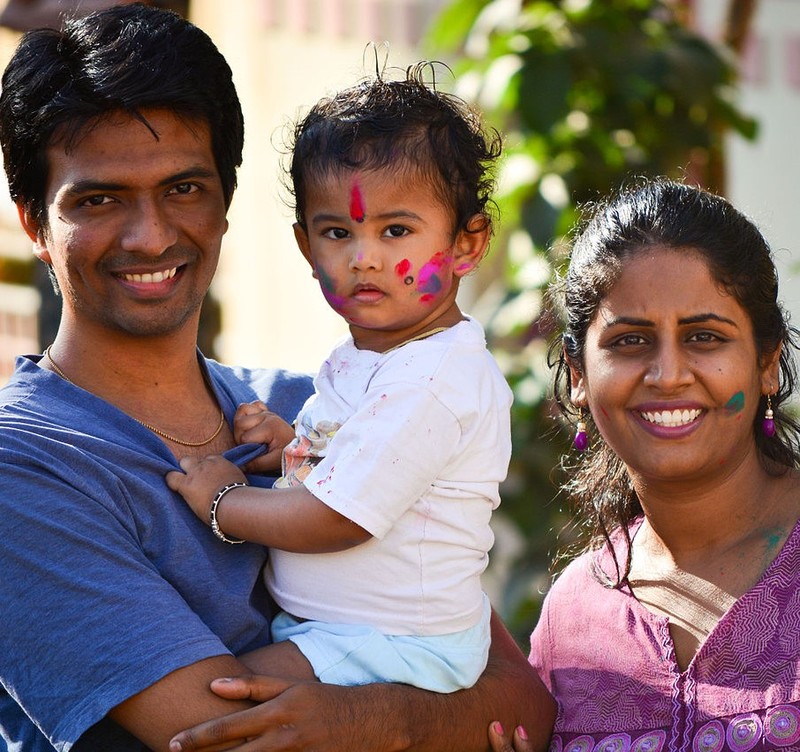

{"left": 63, "top": 167, "right": 218, "bottom": 196}
{"left": 159, "top": 167, "right": 218, "bottom": 186}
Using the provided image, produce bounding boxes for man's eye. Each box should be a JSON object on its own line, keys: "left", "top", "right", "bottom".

{"left": 171, "top": 183, "right": 198, "bottom": 195}
{"left": 81, "top": 195, "right": 113, "bottom": 207}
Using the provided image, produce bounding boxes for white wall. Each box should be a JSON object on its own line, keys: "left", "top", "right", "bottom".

{"left": 192, "top": 0, "right": 445, "bottom": 374}
{"left": 697, "top": 0, "right": 800, "bottom": 317}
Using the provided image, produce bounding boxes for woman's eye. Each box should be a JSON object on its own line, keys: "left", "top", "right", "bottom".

{"left": 612, "top": 334, "right": 646, "bottom": 348}
{"left": 323, "top": 227, "right": 349, "bottom": 240}
{"left": 384, "top": 225, "right": 410, "bottom": 238}
{"left": 688, "top": 331, "right": 722, "bottom": 344}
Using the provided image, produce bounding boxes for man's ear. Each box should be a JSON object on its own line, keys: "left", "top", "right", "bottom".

{"left": 452, "top": 213, "right": 490, "bottom": 278}
{"left": 293, "top": 222, "right": 316, "bottom": 277}
{"left": 16, "top": 203, "right": 51, "bottom": 264}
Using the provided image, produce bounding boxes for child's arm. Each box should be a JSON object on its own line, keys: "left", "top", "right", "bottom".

{"left": 234, "top": 400, "right": 297, "bottom": 474}
{"left": 166, "top": 455, "right": 371, "bottom": 553}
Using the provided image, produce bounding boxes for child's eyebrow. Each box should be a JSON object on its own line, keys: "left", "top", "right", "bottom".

{"left": 309, "top": 209, "right": 424, "bottom": 225}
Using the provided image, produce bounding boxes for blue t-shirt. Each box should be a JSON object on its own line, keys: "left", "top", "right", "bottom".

{"left": 0, "top": 353, "right": 313, "bottom": 751}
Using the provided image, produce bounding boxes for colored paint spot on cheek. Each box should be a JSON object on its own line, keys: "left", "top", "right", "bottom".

{"left": 599, "top": 406, "right": 609, "bottom": 418}
{"left": 349, "top": 183, "right": 365, "bottom": 223}
{"left": 417, "top": 251, "right": 448, "bottom": 300}
{"left": 724, "top": 391, "right": 745, "bottom": 415}
{"left": 315, "top": 265, "right": 346, "bottom": 310}
{"left": 395, "top": 258, "right": 411, "bottom": 277}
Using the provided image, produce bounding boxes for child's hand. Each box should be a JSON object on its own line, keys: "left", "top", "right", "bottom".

{"left": 166, "top": 455, "right": 247, "bottom": 522}
{"left": 234, "top": 400, "right": 296, "bottom": 473}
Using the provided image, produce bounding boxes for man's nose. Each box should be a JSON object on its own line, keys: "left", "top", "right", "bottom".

{"left": 119, "top": 199, "right": 178, "bottom": 254}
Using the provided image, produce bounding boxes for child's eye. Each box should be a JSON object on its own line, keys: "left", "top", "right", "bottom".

{"left": 322, "top": 227, "right": 349, "bottom": 240}
{"left": 384, "top": 225, "right": 410, "bottom": 238}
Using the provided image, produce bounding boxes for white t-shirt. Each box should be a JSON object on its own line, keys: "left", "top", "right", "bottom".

{"left": 266, "top": 318, "right": 512, "bottom": 635}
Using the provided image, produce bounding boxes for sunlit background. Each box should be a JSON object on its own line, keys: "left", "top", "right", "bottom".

{"left": 0, "top": 0, "right": 796, "bottom": 644}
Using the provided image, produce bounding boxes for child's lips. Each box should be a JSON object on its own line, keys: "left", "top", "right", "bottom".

{"left": 352, "top": 284, "right": 385, "bottom": 303}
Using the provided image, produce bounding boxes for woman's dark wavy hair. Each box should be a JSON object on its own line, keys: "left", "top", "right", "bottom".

{"left": 548, "top": 178, "right": 800, "bottom": 586}
{"left": 286, "top": 61, "right": 502, "bottom": 237}
{"left": 0, "top": 3, "right": 244, "bottom": 227}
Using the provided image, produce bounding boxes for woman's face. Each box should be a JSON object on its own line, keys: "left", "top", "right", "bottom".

{"left": 570, "top": 245, "right": 780, "bottom": 487}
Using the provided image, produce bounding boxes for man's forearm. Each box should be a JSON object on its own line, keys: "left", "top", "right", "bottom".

{"left": 346, "top": 611, "right": 555, "bottom": 752}
{"left": 167, "top": 611, "right": 556, "bottom": 752}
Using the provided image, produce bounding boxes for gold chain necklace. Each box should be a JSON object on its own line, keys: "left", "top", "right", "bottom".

{"left": 43, "top": 346, "right": 226, "bottom": 447}
{"left": 383, "top": 326, "right": 450, "bottom": 354}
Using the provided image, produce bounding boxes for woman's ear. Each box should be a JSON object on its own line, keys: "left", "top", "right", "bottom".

{"left": 16, "top": 203, "right": 52, "bottom": 264}
{"left": 760, "top": 341, "right": 783, "bottom": 395}
{"left": 452, "top": 213, "right": 490, "bottom": 278}
{"left": 568, "top": 353, "right": 587, "bottom": 407}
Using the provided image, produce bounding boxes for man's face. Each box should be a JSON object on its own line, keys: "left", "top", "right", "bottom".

{"left": 24, "top": 108, "right": 228, "bottom": 339}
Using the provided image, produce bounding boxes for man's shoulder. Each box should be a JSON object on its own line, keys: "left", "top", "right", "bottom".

{"left": 204, "top": 357, "right": 314, "bottom": 422}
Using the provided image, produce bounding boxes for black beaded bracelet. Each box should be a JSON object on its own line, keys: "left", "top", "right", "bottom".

{"left": 209, "top": 482, "right": 248, "bottom": 544}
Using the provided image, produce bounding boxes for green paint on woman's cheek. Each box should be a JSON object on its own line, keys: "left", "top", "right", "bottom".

{"left": 724, "top": 391, "right": 745, "bottom": 415}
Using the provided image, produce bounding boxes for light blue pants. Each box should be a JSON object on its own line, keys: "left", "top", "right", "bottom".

{"left": 271, "top": 594, "right": 491, "bottom": 693}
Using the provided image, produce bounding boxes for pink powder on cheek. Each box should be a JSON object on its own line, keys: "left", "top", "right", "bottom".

{"left": 395, "top": 258, "right": 412, "bottom": 277}
{"left": 349, "top": 183, "right": 365, "bottom": 223}
{"left": 416, "top": 250, "right": 451, "bottom": 301}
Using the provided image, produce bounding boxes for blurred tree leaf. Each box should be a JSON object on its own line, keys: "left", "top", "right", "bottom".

{"left": 426, "top": 0, "right": 758, "bottom": 646}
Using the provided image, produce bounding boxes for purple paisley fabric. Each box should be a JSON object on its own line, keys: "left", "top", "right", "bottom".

{"left": 530, "top": 518, "right": 800, "bottom": 752}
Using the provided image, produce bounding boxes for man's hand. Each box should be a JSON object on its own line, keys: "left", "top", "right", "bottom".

{"left": 167, "top": 612, "right": 556, "bottom": 752}
{"left": 169, "top": 676, "right": 381, "bottom": 752}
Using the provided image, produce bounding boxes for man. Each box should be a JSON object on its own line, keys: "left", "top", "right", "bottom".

{"left": 0, "top": 5, "right": 554, "bottom": 750}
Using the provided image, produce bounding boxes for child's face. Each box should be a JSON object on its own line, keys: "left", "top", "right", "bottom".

{"left": 294, "top": 168, "right": 488, "bottom": 352}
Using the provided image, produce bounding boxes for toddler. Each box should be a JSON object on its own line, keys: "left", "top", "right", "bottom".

{"left": 167, "top": 62, "right": 511, "bottom": 692}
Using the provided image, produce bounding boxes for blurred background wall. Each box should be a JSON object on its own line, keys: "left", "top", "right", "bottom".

{"left": 0, "top": 0, "right": 797, "bottom": 376}
{"left": 0, "top": 0, "right": 798, "bottom": 642}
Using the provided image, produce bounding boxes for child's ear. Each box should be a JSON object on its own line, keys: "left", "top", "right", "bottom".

{"left": 293, "top": 223, "right": 316, "bottom": 276}
{"left": 452, "top": 213, "right": 490, "bottom": 278}
{"left": 17, "top": 203, "right": 52, "bottom": 265}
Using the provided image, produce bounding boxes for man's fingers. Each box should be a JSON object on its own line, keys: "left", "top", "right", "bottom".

{"left": 210, "top": 675, "right": 293, "bottom": 702}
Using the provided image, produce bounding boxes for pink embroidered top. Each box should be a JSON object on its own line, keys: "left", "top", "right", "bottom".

{"left": 529, "top": 518, "right": 800, "bottom": 752}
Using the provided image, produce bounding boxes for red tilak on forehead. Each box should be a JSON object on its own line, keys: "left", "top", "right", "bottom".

{"left": 349, "top": 183, "right": 365, "bottom": 222}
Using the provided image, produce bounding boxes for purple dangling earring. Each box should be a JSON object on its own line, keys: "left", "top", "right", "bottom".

{"left": 574, "top": 413, "right": 589, "bottom": 451}
{"left": 762, "top": 393, "right": 776, "bottom": 438}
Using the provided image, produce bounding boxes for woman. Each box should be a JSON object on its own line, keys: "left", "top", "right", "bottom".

{"left": 491, "top": 179, "right": 800, "bottom": 752}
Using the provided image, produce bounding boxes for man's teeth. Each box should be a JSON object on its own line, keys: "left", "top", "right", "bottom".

{"left": 641, "top": 408, "right": 701, "bottom": 427}
{"left": 124, "top": 267, "right": 178, "bottom": 284}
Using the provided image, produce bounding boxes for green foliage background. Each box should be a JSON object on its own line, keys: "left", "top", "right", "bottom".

{"left": 426, "top": 0, "right": 757, "bottom": 646}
